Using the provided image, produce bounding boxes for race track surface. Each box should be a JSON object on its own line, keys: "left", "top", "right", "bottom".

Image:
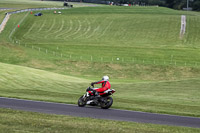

{"left": 0, "top": 97, "right": 200, "bottom": 128}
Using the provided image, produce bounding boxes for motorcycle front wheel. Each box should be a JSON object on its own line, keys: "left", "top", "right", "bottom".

{"left": 78, "top": 96, "right": 86, "bottom": 107}
{"left": 100, "top": 97, "right": 113, "bottom": 109}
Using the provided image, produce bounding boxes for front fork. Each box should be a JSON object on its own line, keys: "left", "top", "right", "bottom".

{"left": 82, "top": 92, "right": 89, "bottom": 101}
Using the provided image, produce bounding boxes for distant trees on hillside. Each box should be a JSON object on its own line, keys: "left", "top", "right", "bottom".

{"left": 165, "top": 0, "right": 200, "bottom": 11}
{"left": 192, "top": 0, "right": 200, "bottom": 10}
{"left": 50, "top": 0, "right": 200, "bottom": 11}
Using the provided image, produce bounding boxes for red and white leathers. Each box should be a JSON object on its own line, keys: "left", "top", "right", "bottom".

{"left": 93, "top": 80, "right": 111, "bottom": 95}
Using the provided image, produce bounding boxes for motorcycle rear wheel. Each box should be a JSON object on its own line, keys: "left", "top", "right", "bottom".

{"left": 78, "top": 96, "right": 86, "bottom": 107}
{"left": 100, "top": 97, "right": 113, "bottom": 109}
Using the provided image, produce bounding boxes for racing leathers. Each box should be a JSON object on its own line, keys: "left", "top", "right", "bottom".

{"left": 91, "top": 80, "right": 111, "bottom": 95}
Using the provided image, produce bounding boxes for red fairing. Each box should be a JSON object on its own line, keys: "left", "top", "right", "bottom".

{"left": 88, "top": 91, "right": 93, "bottom": 95}
{"left": 94, "top": 80, "right": 111, "bottom": 93}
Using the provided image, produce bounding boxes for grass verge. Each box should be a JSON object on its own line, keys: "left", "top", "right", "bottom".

{"left": 0, "top": 108, "right": 200, "bottom": 133}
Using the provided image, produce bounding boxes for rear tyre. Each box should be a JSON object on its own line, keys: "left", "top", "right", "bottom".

{"left": 100, "top": 97, "right": 113, "bottom": 109}
{"left": 78, "top": 96, "right": 86, "bottom": 107}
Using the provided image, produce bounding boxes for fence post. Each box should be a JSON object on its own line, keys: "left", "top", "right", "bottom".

{"left": 91, "top": 56, "right": 93, "bottom": 61}
{"left": 171, "top": 55, "right": 173, "bottom": 64}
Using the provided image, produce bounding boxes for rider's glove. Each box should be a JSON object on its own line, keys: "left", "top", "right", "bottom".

{"left": 91, "top": 82, "right": 94, "bottom": 86}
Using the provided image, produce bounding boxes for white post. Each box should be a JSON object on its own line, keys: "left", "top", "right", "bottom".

{"left": 46, "top": 49, "right": 48, "bottom": 54}
{"left": 171, "top": 55, "right": 173, "bottom": 63}
{"left": 91, "top": 56, "right": 93, "bottom": 61}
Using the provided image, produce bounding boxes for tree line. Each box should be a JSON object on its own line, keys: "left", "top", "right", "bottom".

{"left": 165, "top": 0, "right": 200, "bottom": 10}
{"left": 114, "top": 0, "right": 200, "bottom": 11}
{"left": 50, "top": 0, "right": 200, "bottom": 11}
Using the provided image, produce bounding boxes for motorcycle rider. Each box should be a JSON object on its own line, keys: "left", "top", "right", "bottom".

{"left": 91, "top": 76, "right": 111, "bottom": 97}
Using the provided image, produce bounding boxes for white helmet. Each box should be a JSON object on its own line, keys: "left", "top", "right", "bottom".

{"left": 102, "top": 76, "right": 109, "bottom": 81}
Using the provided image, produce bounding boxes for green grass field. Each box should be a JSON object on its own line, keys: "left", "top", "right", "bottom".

{"left": 1, "top": 0, "right": 200, "bottom": 131}
{"left": 0, "top": 10, "right": 6, "bottom": 22}
{"left": 1, "top": 62, "right": 200, "bottom": 117}
{"left": 1, "top": 108, "right": 200, "bottom": 133}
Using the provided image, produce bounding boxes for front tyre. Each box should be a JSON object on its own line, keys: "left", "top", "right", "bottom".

{"left": 78, "top": 96, "right": 86, "bottom": 107}
{"left": 100, "top": 97, "right": 113, "bottom": 109}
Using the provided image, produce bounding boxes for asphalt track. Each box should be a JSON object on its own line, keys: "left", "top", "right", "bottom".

{"left": 0, "top": 97, "right": 200, "bottom": 128}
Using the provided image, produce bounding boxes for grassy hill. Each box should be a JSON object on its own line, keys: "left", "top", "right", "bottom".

{"left": 1, "top": 6, "right": 200, "bottom": 80}
{"left": 1, "top": 0, "right": 200, "bottom": 116}
{"left": 1, "top": 62, "right": 200, "bottom": 117}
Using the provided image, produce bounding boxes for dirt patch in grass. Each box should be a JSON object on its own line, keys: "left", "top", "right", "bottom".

{"left": 23, "top": 59, "right": 57, "bottom": 70}
{"left": 51, "top": 61, "right": 200, "bottom": 80}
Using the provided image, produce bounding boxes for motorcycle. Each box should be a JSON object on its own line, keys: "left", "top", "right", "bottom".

{"left": 78, "top": 85, "right": 116, "bottom": 109}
